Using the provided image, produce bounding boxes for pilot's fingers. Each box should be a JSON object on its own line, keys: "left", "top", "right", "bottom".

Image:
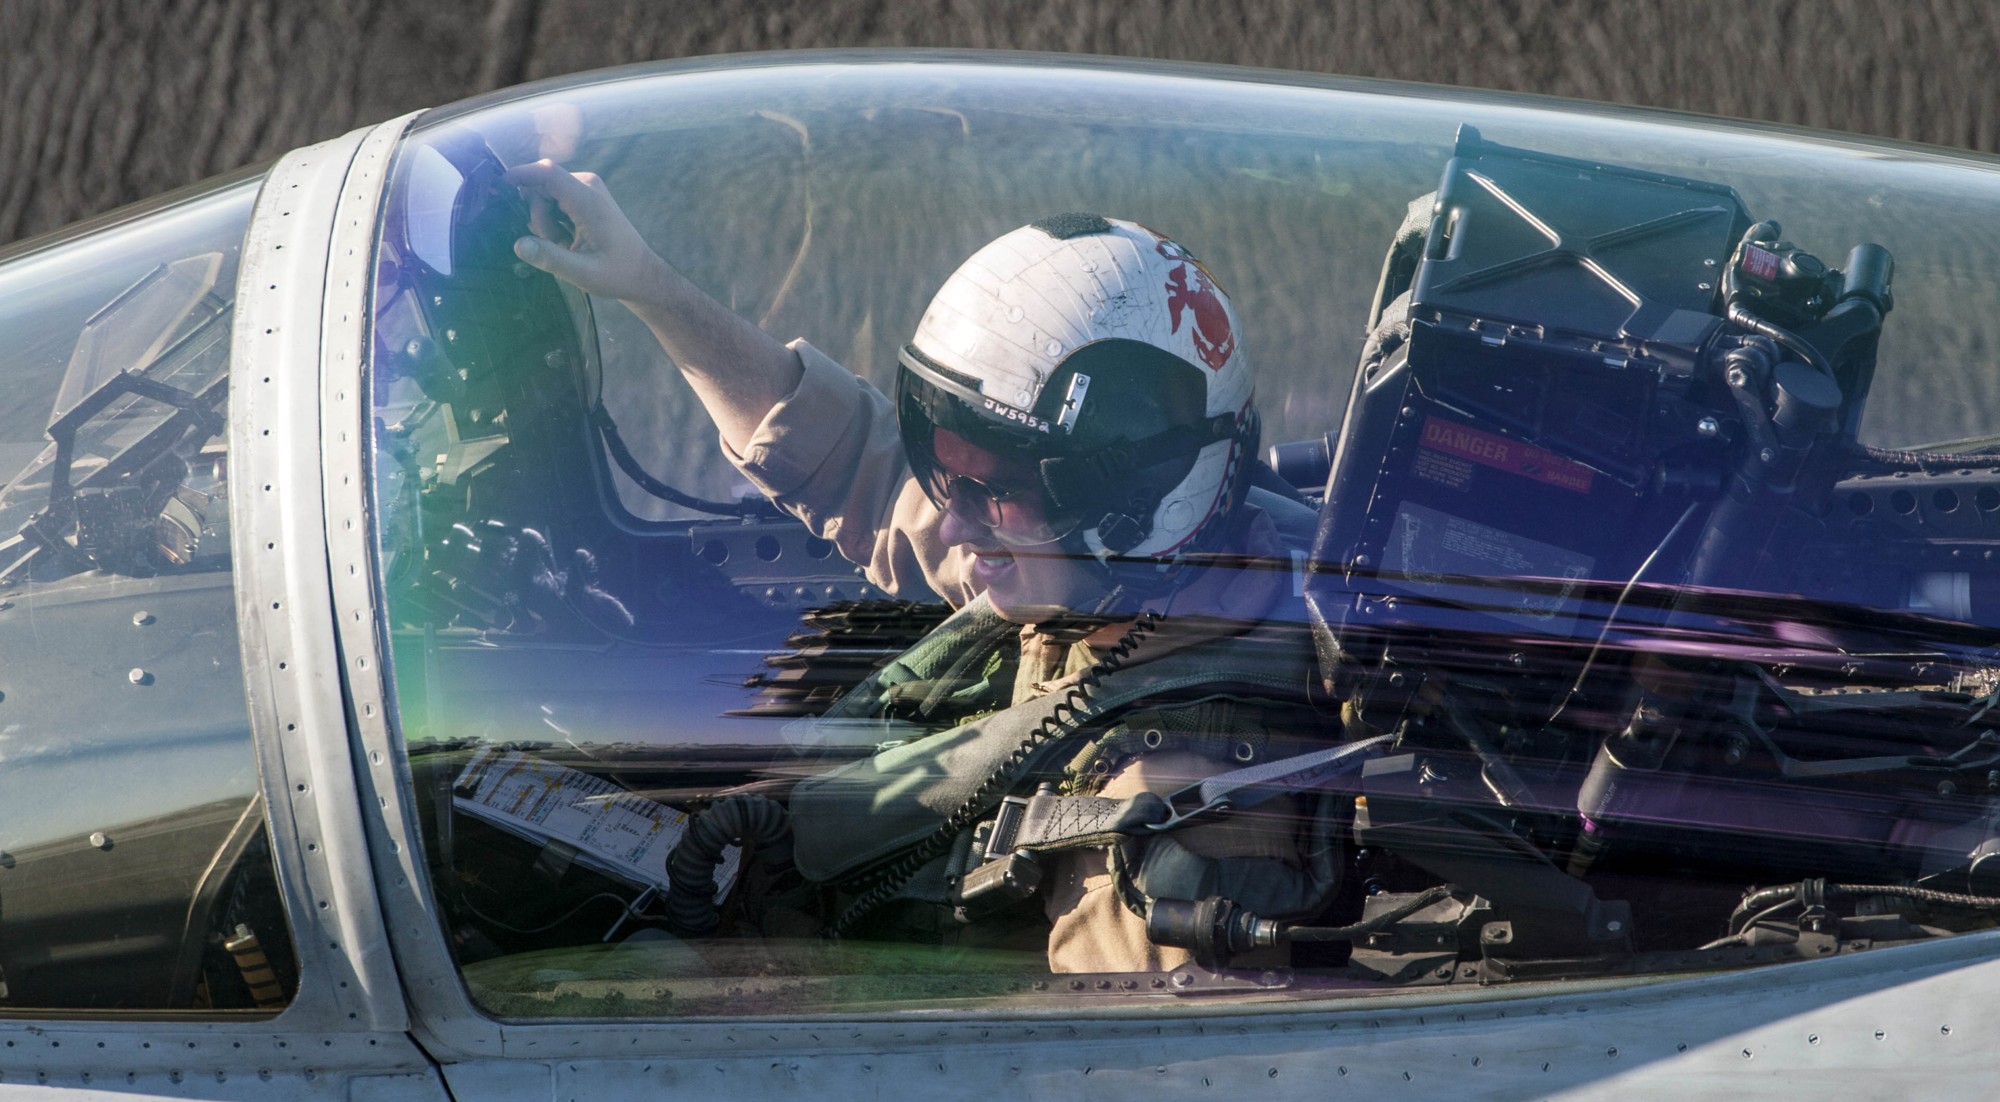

{"left": 507, "top": 159, "right": 606, "bottom": 216}
{"left": 524, "top": 190, "right": 564, "bottom": 243}
{"left": 512, "top": 232, "right": 591, "bottom": 286}
{"left": 507, "top": 160, "right": 660, "bottom": 300}
{"left": 504, "top": 158, "right": 581, "bottom": 194}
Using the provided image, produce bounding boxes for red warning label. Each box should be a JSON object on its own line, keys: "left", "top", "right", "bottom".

{"left": 1742, "top": 243, "right": 1781, "bottom": 281}
{"left": 1418, "top": 416, "right": 1595, "bottom": 494}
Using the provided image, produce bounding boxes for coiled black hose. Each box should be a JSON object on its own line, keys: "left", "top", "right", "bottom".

{"left": 665, "top": 795, "right": 790, "bottom": 937}
{"left": 827, "top": 612, "right": 1161, "bottom": 937}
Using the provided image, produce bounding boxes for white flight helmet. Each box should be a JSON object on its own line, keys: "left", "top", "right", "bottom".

{"left": 896, "top": 213, "right": 1258, "bottom": 574}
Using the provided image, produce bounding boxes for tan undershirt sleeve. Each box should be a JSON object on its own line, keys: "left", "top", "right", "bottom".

{"left": 720, "top": 339, "right": 975, "bottom": 606}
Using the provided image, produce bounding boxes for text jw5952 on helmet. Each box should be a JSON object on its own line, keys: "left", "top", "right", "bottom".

{"left": 896, "top": 213, "right": 1258, "bottom": 574}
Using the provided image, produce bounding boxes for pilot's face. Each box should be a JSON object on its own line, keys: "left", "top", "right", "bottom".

{"left": 931, "top": 429, "right": 1099, "bottom": 624}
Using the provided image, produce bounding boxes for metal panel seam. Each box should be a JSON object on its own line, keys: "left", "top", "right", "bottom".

{"left": 228, "top": 124, "right": 403, "bottom": 1034}
{"left": 316, "top": 110, "right": 510, "bottom": 1058}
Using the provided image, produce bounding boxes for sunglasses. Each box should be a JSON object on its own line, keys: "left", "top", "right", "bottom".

{"left": 941, "top": 472, "right": 1034, "bottom": 525}
{"left": 935, "top": 472, "right": 1073, "bottom": 546}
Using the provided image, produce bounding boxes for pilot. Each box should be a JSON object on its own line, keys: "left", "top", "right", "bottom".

{"left": 508, "top": 161, "right": 1326, "bottom": 972}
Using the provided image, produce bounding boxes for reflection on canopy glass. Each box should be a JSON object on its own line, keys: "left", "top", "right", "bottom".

{"left": 369, "top": 58, "right": 2000, "bottom": 1019}
{"left": 0, "top": 176, "right": 296, "bottom": 1016}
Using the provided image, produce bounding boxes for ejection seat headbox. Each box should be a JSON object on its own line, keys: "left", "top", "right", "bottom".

{"left": 1304, "top": 124, "right": 1913, "bottom": 688}
{"left": 1311, "top": 126, "right": 1748, "bottom": 653}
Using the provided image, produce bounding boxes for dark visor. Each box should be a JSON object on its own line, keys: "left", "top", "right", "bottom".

{"left": 896, "top": 346, "right": 1088, "bottom": 545}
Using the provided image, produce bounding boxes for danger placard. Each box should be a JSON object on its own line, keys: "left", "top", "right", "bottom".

{"left": 1418, "top": 416, "right": 1595, "bottom": 494}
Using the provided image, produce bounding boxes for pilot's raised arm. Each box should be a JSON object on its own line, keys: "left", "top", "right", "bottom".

{"left": 512, "top": 165, "right": 1331, "bottom": 974}
{"left": 506, "top": 160, "right": 971, "bottom": 604}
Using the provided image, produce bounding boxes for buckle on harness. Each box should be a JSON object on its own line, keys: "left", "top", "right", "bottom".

{"left": 958, "top": 850, "right": 1044, "bottom": 913}
{"left": 961, "top": 783, "right": 1145, "bottom": 912}
{"left": 984, "top": 792, "right": 1034, "bottom": 861}
{"left": 958, "top": 788, "right": 1049, "bottom": 915}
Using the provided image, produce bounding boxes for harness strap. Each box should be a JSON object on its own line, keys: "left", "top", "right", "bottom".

{"left": 985, "top": 789, "right": 1170, "bottom": 857}
{"left": 979, "top": 733, "right": 1394, "bottom": 858}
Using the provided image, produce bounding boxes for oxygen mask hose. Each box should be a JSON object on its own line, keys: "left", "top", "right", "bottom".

{"left": 664, "top": 795, "right": 791, "bottom": 937}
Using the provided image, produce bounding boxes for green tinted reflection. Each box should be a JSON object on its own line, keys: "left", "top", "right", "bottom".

{"left": 372, "top": 60, "right": 2000, "bottom": 1020}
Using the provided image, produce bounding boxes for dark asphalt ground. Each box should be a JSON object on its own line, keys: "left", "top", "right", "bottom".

{"left": 3, "top": 0, "right": 1998, "bottom": 247}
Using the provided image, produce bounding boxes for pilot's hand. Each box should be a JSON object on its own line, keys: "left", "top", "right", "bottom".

{"left": 508, "top": 160, "right": 802, "bottom": 456}
{"left": 505, "top": 159, "right": 671, "bottom": 306}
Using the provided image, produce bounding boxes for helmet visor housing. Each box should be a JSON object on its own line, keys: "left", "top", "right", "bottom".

{"left": 898, "top": 347, "right": 1084, "bottom": 546}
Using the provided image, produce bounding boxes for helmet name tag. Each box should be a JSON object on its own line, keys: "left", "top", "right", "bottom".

{"left": 983, "top": 397, "right": 1051, "bottom": 432}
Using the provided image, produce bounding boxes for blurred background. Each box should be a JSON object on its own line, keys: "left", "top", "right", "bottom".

{"left": 3, "top": 0, "right": 1997, "bottom": 247}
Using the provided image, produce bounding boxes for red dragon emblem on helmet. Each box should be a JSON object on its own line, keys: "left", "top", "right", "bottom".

{"left": 1157, "top": 238, "right": 1235, "bottom": 371}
